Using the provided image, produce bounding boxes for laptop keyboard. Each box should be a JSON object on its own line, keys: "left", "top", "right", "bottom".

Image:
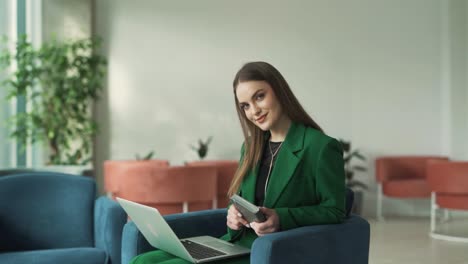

{"left": 181, "top": 240, "right": 227, "bottom": 260}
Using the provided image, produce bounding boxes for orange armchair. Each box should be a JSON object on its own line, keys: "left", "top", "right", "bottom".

{"left": 114, "top": 166, "right": 217, "bottom": 215}
{"left": 375, "top": 156, "right": 448, "bottom": 220}
{"left": 185, "top": 160, "right": 238, "bottom": 208}
{"left": 103, "top": 159, "right": 169, "bottom": 198}
{"left": 427, "top": 161, "right": 468, "bottom": 242}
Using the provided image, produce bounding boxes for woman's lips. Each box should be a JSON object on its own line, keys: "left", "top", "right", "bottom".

{"left": 256, "top": 114, "right": 267, "bottom": 124}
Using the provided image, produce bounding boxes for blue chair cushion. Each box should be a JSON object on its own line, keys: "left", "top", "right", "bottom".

{"left": 0, "top": 247, "right": 107, "bottom": 264}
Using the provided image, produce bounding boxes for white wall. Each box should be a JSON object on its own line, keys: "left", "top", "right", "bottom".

{"left": 94, "top": 0, "right": 468, "bottom": 218}
{"left": 42, "top": 0, "right": 91, "bottom": 40}
{"left": 448, "top": 0, "right": 468, "bottom": 160}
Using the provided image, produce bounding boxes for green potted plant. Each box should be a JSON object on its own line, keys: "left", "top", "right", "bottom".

{"left": 339, "top": 139, "right": 368, "bottom": 215}
{"left": 190, "top": 136, "right": 213, "bottom": 160}
{"left": 135, "top": 150, "right": 155, "bottom": 161}
{"left": 0, "top": 35, "right": 106, "bottom": 172}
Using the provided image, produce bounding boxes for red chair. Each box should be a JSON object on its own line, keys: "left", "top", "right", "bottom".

{"left": 185, "top": 160, "right": 238, "bottom": 208}
{"left": 375, "top": 156, "right": 448, "bottom": 220}
{"left": 103, "top": 159, "right": 170, "bottom": 198}
{"left": 114, "top": 166, "right": 217, "bottom": 215}
{"left": 104, "top": 159, "right": 169, "bottom": 199}
{"left": 427, "top": 161, "right": 468, "bottom": 242}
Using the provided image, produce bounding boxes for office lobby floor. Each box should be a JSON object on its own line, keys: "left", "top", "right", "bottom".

{"left": 368, "top": 216, "right": 468, "bottom": 264}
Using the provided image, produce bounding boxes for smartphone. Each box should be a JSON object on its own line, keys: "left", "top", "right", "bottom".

{"left": 230, "top": 194, "right": 266, "bottom": 223}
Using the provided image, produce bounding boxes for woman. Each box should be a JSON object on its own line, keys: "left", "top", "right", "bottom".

{"left": 131, "top": 61, "right": 345, "bottom": 264}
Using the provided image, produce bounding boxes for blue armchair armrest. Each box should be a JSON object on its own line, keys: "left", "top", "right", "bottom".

{"left": 251, "top": 214, "right": 370, "bottom": 264}
{"left": 122, "top": 209, "right": 227, "bottom": 264}
{"left": 94, "top": 196, "right": 128, "bottom": 264}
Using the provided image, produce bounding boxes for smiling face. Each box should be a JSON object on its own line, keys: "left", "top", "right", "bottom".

{"left": 235, "top": 81, "right": 286, "bottom": 132}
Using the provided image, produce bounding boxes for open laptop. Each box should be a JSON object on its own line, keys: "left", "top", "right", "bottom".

{"left": 116, "top": 197, "right": 250, "bottom": 263}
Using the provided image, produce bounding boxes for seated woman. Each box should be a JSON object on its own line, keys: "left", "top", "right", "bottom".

{"left": 130, "top": 61, "right": 346, "bottom": 264}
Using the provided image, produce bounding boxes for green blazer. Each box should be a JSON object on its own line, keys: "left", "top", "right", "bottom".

{"left": 221, "top": 122, "right": 346, "bottom": 248}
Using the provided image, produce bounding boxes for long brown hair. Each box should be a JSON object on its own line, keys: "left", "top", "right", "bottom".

{"left": 228, "top": 61, "right": 323, "bottom": 196}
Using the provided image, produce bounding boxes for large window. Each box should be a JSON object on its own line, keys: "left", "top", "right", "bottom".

{"left": 0, "top": 0, "right": 15, "bottom": 169}
{"left": 0, "top": 0, "right": 42, "bottom": 169}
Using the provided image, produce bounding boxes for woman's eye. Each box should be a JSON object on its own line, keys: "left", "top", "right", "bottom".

{"left": 241, "top": 104, "right": 249, "bottom": 111}
{"left": 256, "top": 93, "right": 265, "bottom": 100}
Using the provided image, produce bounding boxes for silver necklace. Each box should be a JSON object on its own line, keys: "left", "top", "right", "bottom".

{"left": 264, "top": 141, "right": 283, "bottom": 203}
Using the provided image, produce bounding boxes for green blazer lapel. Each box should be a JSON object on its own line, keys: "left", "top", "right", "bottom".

{"left": 264, "top": 122, "right": 305, "bottom": 207}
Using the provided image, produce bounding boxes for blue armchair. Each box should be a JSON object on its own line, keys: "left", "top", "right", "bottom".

{"left": 122, "top": 189, "right": 370, "bottom": 264}
{"left": 0, "top": 172, "right": 127, "bottom": 264}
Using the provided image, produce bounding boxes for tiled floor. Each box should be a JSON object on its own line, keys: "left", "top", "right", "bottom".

{"left": 368, "top": 216, "right": 468, "bottom": 264}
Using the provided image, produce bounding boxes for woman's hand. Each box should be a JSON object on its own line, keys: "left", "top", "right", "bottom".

{"left": 250, "top": 207, "right": 280, "bottom": 236}
{"left": 227, "top": 205, "right": 250, "bottom": 230}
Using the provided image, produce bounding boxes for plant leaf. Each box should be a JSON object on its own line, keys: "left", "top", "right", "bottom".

{"left": 346, "top": 180, "right": 368, "bottom": 190}
{"left": 339, "top": 139, "right": 351, "bottom": 152}
{"left": 352, "top": 165, "right": 367, "bottom": 171}
{"left": 142, "top": 151, "right": 154, "bottom": 160}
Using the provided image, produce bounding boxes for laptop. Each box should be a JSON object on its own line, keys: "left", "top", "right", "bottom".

{"left": 116, "top": 197, "right": 250, "bottom": 263}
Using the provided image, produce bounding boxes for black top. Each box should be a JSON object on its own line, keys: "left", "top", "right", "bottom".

{"left": 255, "top": 141, "right": 283, "bottom": 206}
